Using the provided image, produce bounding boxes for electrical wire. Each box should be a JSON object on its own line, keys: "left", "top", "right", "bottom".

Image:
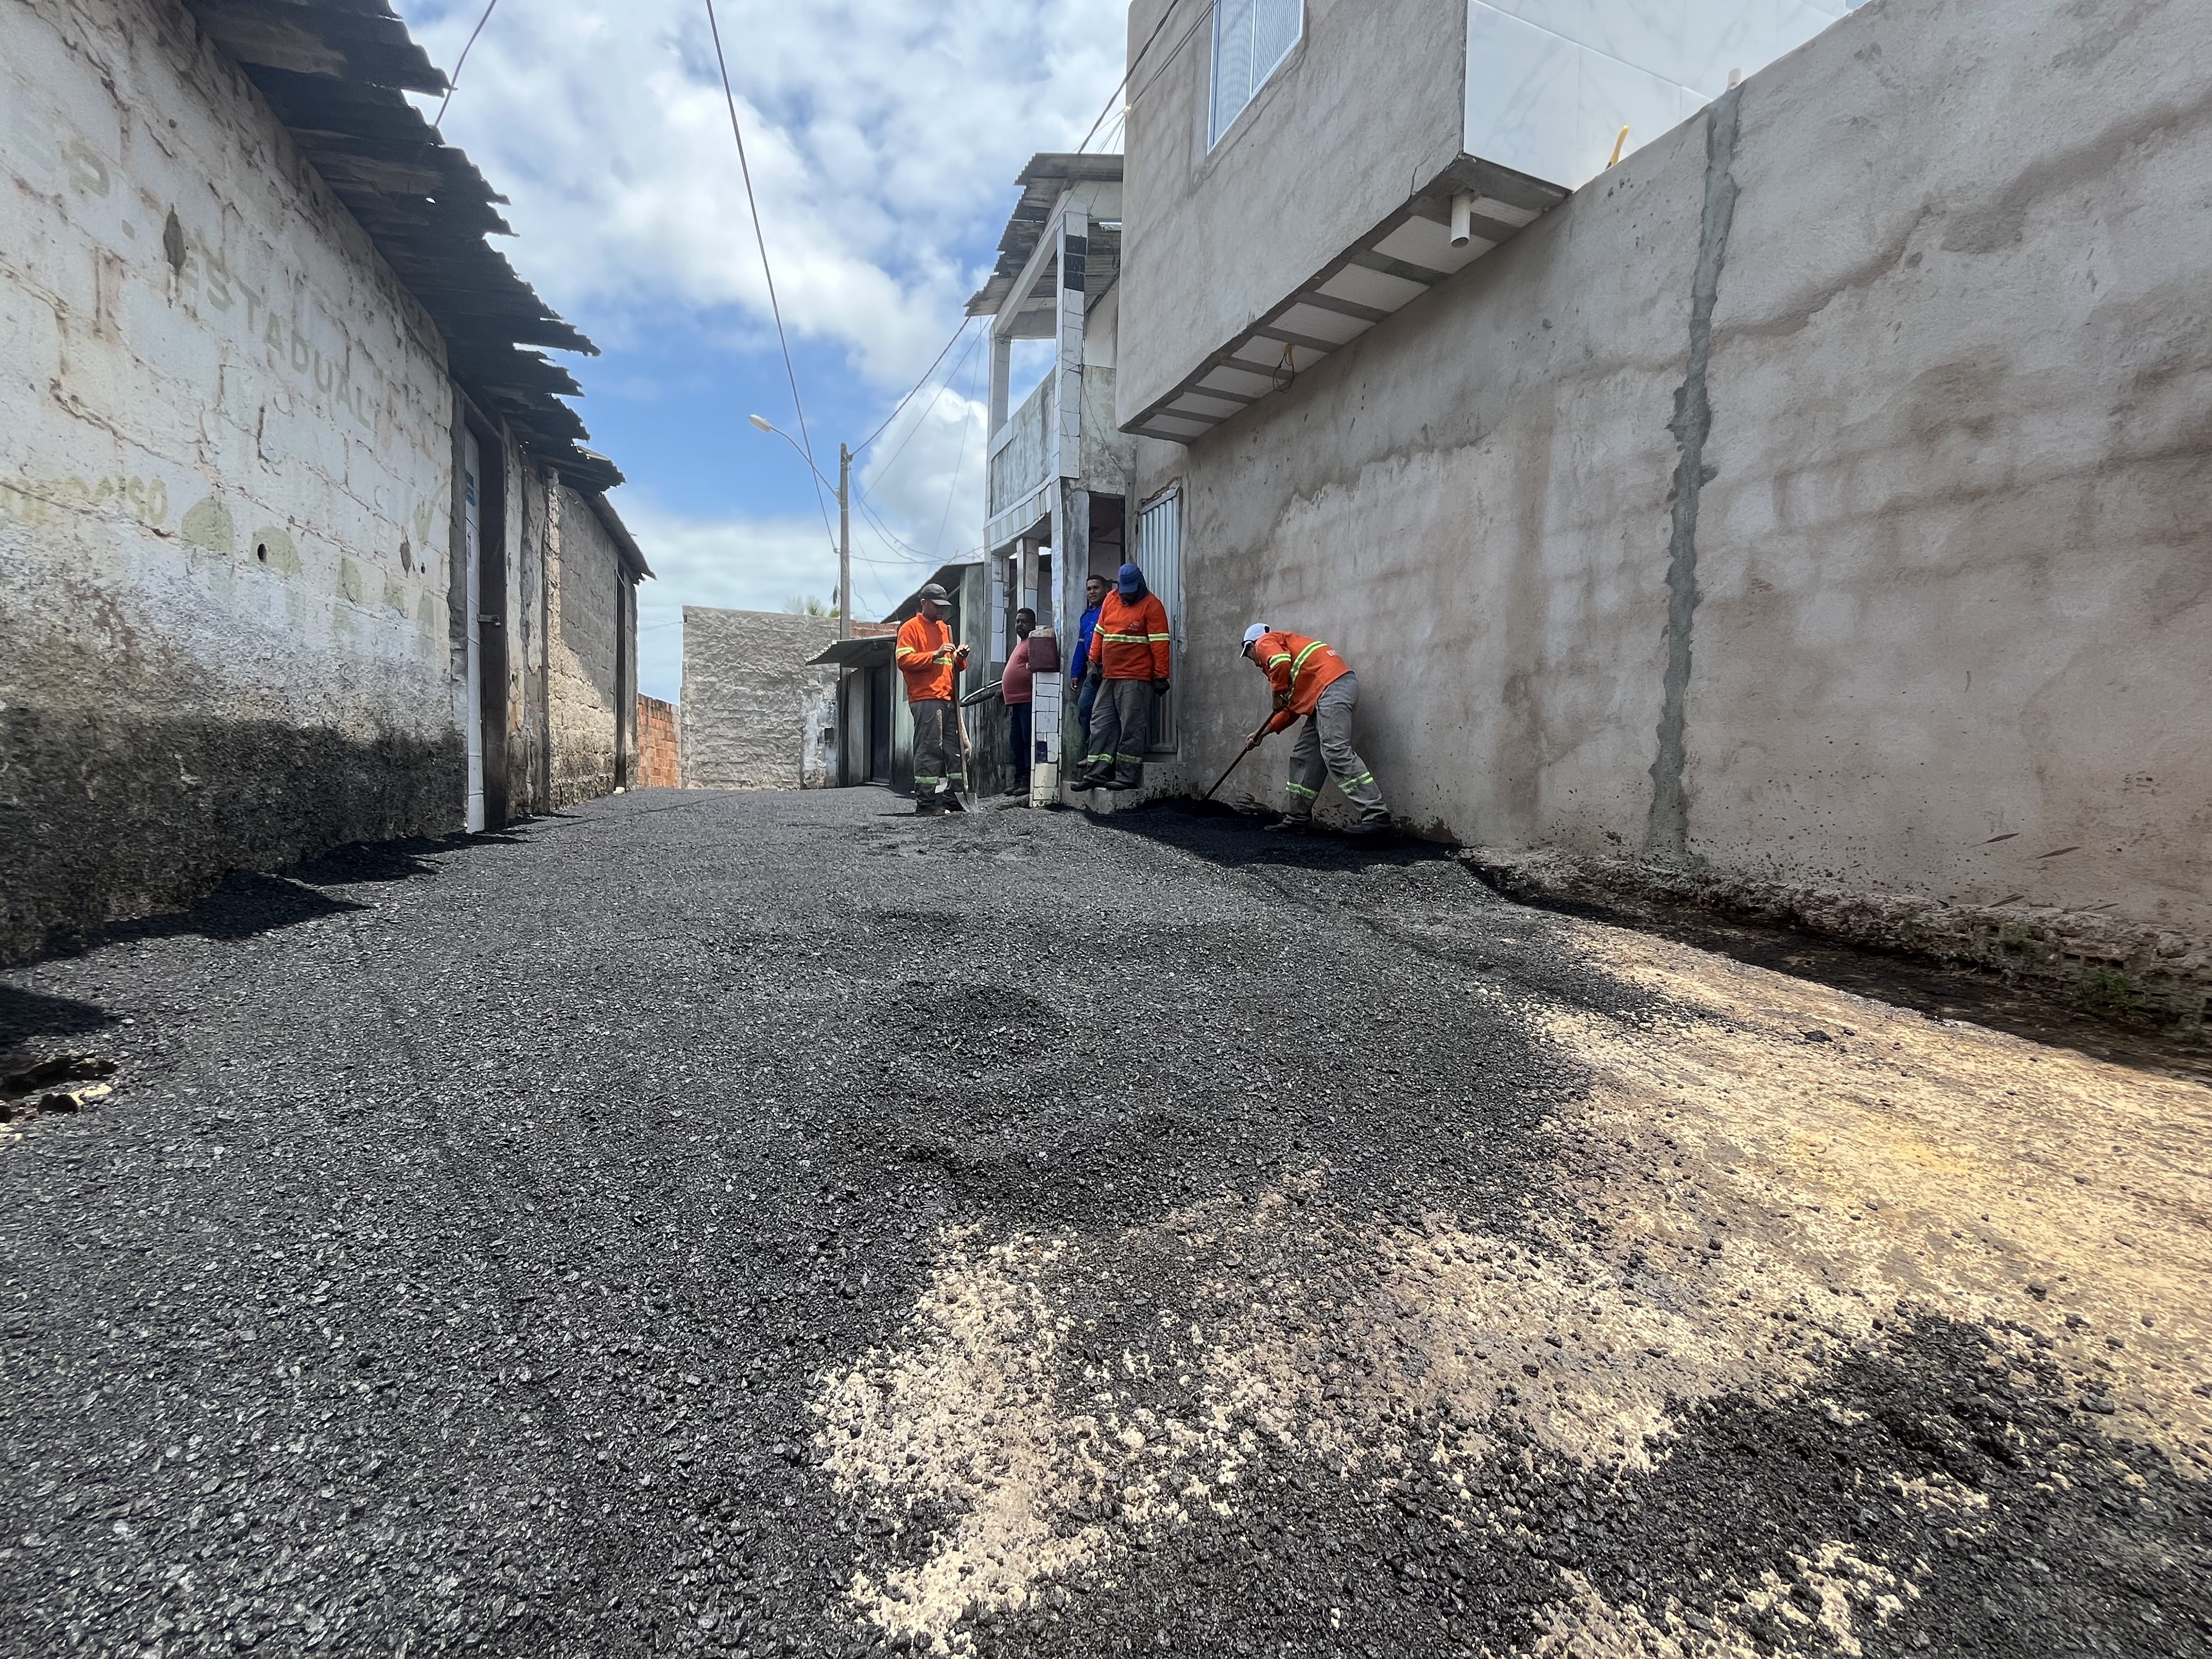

{"left": 864, "top": 324, "right": 986, "bottom": 487}
{"left": 703, "top": 0, "right": 838, "bottom": 559}
{"left": 1075, "top": 0, "right": 1190, "bottom": 153}
{"left": 852, "top": 490, "right": 932, "bottom": 563}
{"left": 433, "top": 0, "right": 503, "bottom": 127}
{"left": 928, "top": 336, "right": 982, "bottom": 558}
{"left": 1124, "top": 0, "right": 1218, "bottom": 120}
{"left": 855, "top": 316, "right": 977, "bottom": 454}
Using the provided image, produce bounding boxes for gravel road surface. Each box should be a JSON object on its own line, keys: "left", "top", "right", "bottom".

{"left": 3, "top": 788, "right": 2208, "bottom": 1659}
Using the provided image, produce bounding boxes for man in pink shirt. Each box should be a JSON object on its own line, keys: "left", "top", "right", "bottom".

{"left": 1001, "top": 606, "right": 1036, "bottom": 795}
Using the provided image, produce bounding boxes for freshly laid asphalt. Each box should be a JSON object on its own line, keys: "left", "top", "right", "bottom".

{"left": 2, "top": 787, "right": 2207, "bottom": 1659}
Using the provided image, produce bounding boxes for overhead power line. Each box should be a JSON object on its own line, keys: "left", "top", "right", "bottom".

{"left": 1123, "top": 1, "right": 1217, "bottom": 121}
{"left": 867, "top": 325, "right": 986, "bottom": 486}
{"left": 703, "top": 0, "right": 837, "bottom": 557}
{"left": 1076, "top": 0, "right": 1192, "bottom": 153}
{"left": 929, "top": 336, "right": 983, "bottom": 558}
{"left": 433, "top": 0, "right": 502, "bottom": 126}
{"left": 856, "top": 317, "right": 977, "bottom": 454}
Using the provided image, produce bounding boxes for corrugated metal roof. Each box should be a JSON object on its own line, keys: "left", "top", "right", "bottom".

{"left": 965, "top": 152, "right": 1125, "bottom": 319}
{"left": 180, "top": 0, "right": 621, "bottom": 491}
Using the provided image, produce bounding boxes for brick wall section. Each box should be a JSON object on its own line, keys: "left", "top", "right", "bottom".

{"left": 679, "top": 609, "right": 844, "bottom": 791}
{"left": 636, "top": 695, "right": 679, "bottom": 789}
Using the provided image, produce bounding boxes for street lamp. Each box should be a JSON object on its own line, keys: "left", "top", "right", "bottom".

{"left": 748, "top": 415, "right": 850, "bottom": 639}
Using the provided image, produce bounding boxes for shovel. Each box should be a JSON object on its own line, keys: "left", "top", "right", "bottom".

{"left": 951, "top": 686, "right": 979, "bottom": 810}
{"left": 1199, "top": 723, "right": 1272, "bottom": 804}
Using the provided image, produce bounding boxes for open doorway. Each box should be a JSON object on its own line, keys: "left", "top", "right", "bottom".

{"left": 463, "top": 421, "right": 509, "bottom": 827}
{"left": 867, "top": 665, "right": 893, "bottom": 783}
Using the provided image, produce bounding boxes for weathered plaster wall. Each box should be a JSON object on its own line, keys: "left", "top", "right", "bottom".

{"left": 549, "top": 484, "right": 625, "bottom": 807}
{"left": 679, "top": 610, "right": 843, "bottom": 791}
{"left": 1139, "top": 0, "right": 2212, "bottom": 1012}
{"left": 1, "top": 0, "right": 460, "bottom": 960}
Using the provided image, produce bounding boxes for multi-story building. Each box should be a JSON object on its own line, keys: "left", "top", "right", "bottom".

{"left": 968, "top": 154, "right": 1184, "bottom": 806}
{"left": 1111, "top": 0, "right": 2210, "bottom": 1021}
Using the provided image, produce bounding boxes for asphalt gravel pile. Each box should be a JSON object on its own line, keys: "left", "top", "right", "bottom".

{"left": 1, "top": 788, "right": 2206, "bottom": 1659}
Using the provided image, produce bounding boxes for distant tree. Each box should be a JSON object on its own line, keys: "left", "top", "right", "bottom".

{"left": 782, "top": 595, "right": 840, "bottom": 617}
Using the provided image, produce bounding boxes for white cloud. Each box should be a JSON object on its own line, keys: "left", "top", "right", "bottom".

{"left": 399, "top": 0, "right": 1128, "bottom": 383}
{"left": 623, "top": 491, "right": 947, "bottom": 702}
{"left": 856, "top": 378, "right": 990, "bottom": 565}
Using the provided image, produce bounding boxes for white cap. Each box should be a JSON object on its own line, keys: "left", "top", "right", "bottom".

{"left": 1241, "top": 623, "right": 1268, "bottom": 652}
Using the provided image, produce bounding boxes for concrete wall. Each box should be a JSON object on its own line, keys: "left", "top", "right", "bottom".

{"left": 1118, "top": 0, "right": 1468, "bottom": 422}
{"left": 1136, "top": 0, "right": 2212, "bottom": 1014}
{"left": 679, "top": 610, "right": 843, "bottom": 791}
{"left": 1, "top": 0, "right": 459, "bottom": 958}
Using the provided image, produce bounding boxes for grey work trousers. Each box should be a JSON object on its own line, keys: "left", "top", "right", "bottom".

{"left": 1285, "top": 673, "right": 1386, "bottom": 820}
{"left": 1081, "top": 677, "right": 1153, "bottom": 786}
{"left": 910, "top": 699, "right": 965, "bottom": 800}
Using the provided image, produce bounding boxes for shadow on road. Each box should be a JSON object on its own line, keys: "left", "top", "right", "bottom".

{"left": 0, "top": 983, "right": 117, "bottom": 1046}
{"left": 1079, "top": 798, "right": 1464, "bottom": 875}
{"left": 16, "top": 830, "right": 538, "bottom": 968}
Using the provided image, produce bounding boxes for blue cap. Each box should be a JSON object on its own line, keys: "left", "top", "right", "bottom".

{"left": 1117, "top": 562, "right": 1145, "bottom": 599}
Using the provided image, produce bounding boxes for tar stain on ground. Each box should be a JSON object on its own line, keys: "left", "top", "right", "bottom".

{"left": 0, "top": 789, "right": 2205, "bottom": 1659}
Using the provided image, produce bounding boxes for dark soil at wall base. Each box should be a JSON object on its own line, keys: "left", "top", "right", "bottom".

{"left": 0, "top": 706, "right": 463, "bottom": 966}
{"left": 0, "top": 791, "right": 2204, "bottom": 1659}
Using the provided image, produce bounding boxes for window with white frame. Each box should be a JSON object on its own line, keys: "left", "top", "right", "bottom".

{"left": 1209, "top": 0, "right": 1301, "bottom": 149}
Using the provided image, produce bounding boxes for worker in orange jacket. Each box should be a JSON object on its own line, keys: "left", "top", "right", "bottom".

{"left": 1071, "top": 562, "right": 1172, "bottom": 793}
{"left": 894, "top": 582, "right": 969, "bottom": 814}
{"left": 1237, "top": 623, "right": 1389, "bottom": 834}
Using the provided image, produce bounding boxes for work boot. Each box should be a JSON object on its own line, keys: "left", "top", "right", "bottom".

{"left": 1344, "top": 812, "right": 1392, "bottom": 838}
{"left": 1262, "top": 814, "right": 1311, "bottom": 834}
{"left": 914, "top": 800, "right": 944, "bottom": 816}
{"left": 1066, "top": 773, "right": 1096, "bottom": 793}
{"left": 943, "top": 794, "right": 967, "bottom": 812}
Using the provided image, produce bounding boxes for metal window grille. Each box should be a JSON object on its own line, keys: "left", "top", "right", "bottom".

{"left": 1210, "top": 0, "right": 1302, "bottom": 148}
{"left": 1136, "top": 489, "right": 1181, "bottom": 752}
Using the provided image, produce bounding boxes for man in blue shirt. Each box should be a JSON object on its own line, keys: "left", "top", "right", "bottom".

{"left": 1070, "top": 572, "right": 1108, "bottom": 736}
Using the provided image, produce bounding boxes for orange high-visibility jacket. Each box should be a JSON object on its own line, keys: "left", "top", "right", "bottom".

{"left": 1253, "top": 630, "right": 1351, "bottom": 733}
{"left": 895, "top": 613, "right": 958, "bottom": 703}
{"left": 1088, "top": 591, "right": 1173, "bottom": 681}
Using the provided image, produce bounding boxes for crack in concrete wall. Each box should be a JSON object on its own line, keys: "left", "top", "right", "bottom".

{"left": 1646, "top": 86, "right": 1742, "bottom": 861}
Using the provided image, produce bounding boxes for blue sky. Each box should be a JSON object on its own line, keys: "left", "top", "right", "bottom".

{"left": 392, "top": 0, "right": 1130, "bottom": 699}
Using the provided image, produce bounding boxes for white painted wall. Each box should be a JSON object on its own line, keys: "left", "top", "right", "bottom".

{"left": 2, "top": 0, "right": 459, "bottom": 953}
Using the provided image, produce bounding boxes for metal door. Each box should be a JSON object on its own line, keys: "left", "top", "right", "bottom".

{"left": 1135, "top": 489, "right": 1181, "bottom": 751}
{"left": 463, "top": 431, "right": 486, "bottom": 831}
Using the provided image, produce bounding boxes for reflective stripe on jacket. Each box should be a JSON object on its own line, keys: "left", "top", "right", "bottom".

{"left": 1089, "top": 592, "right": 1172, "bottom": 681}
{"left": 895, "top": 613, "right": 956, "bottom": 703}
{"left": 1252, "top": 630, "right": 1351, "bottom": 733}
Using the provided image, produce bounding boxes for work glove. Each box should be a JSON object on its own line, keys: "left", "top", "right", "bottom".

{"left": 1152, "top": 678, "right": 1171, "bottom": 696}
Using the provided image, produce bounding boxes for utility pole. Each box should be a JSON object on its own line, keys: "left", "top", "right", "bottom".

{"left": 837, "top": 442, "right": 851, "bottom": 639}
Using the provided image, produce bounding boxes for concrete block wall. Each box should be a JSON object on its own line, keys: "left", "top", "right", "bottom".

{"left": 679, "top": 609, "right": 844, "bottom": 791}
{"left": 1138, "top": 0, "right": 2212, "bottom": 1018}
{"left": 2, "top": 0, "right": 460, "bottom": 959}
